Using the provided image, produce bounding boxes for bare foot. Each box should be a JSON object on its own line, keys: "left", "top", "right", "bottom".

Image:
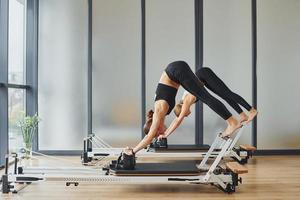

{"left": 246, "top": 108, "right": 258, "bottom": 123}
{"left": 239, "top": 112, "right": 249, "bottom": 123}
{"left": 222, "top": 116, "right": 242, "bottom": 138}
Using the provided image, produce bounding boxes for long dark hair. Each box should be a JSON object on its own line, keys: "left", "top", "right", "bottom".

{"left": 143, "top": 109, "right": 154, "bottom": 135}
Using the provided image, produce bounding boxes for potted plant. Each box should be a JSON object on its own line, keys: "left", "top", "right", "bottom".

{"left": 18, "top": 113, "right": 41, "bottom": 158}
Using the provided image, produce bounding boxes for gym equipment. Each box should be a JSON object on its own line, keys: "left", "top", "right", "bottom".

{"left": 115, "top": 152, "right": 136, "bottom": 170}
{"left": 81, "top": 125, "right": 256, "bottom": 165}
{"left": 1, "top": 126, "right": 250, "bottom": 194}
{"left": 150, "top": 138, "right": 168, "bottom": 149}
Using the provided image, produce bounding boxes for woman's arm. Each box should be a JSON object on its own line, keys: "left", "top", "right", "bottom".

{"left": 132, "top": 110, "right": 163, "bottom": 153}
{"left": 163, "top": 101, "right": 192, "bottom": 138}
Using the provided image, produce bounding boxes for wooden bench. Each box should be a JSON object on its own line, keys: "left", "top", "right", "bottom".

{"left": 239, "top": 144, "right": 257, "bottom": 151}
{"left": 226, "top": 162, "right": 248, "bottom": 174}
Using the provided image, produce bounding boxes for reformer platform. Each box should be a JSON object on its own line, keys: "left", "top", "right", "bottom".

{"left": 109, "top": 161, "right": 200, "bottom": 176}
{"left": 2, "top": 126, "right": 251, "bottom": 194}
{"left": 152, "top": 145, "right": 210, "bottom": 152}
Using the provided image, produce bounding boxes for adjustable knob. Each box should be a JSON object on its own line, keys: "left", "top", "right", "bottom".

{"left": 238, "top": 177, "right": 242, "bottom": 184}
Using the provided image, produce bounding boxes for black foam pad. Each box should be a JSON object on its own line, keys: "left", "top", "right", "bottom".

{"left": 150, "top": 138, "right": 168, "bottom": 149}
{"left": 109, "top": 160, "right": 200, "bottom": 176}
{"left": 152, "top": 144, "right": 210, "bottom": 152}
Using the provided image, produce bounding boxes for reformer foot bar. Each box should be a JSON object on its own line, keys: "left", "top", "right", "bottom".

{"left": 1, "top": 126, "right": 250, "bottom": 194}
{"left": 82, "top": 125, "right": 256, "bottom": 165}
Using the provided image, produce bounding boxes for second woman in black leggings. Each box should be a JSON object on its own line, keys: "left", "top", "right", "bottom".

{"left": 195, "top": 67, "right": 257, "bottom": 122}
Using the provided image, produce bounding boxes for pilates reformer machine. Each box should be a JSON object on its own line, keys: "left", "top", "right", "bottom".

{"left": 82, "top": 125, "right": 256, "bottom": 165}
{"left": 1, "top": 125, "right": 254, "bottom": 194}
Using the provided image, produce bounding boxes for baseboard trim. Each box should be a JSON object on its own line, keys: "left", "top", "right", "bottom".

{"left": 36, "top": 150, "right": 82, "bottom": 156}
{"left": 254, "top": 149, "right": 300, "bottom": 155}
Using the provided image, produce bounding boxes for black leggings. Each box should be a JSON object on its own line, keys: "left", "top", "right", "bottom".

{"left": 165, "top": 61, "right": 232, "bottom": 120}
{"left": 196, "top": 67, "right": 252, "bottom": 114}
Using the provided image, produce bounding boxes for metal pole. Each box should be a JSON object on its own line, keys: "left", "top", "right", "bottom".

{"left": 195, "top": 0, "right": 204, "bottom": 146}
{"left": 251, "top": 0, "right": 257, "bottom": 148}
{"left": 87, "top": 0, "right": 93, "bottom": 150}
{"left": 141, "top": 0, "right": 146, "bottom": 138}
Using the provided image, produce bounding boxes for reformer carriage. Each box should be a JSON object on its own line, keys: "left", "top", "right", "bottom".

{"left": 1, "top": 125, "right": 255, "bottom": 194}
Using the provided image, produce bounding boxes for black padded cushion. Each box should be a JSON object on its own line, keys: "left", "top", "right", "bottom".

{"left": 152, "top": 145, "right": 210, "bottom": 152}
{"left": 109, "top": 160, "right": 200, "bottom": 176}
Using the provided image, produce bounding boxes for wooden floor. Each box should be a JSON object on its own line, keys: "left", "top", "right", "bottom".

{"left": 1, "top": 156, "right": 300, "bottom": 200}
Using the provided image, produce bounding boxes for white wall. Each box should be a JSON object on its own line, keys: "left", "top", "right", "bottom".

{"left": 146, "top": 0, "right": 195, "bottom": 144}
{"left": 257, "top": 0, "right": 300, "bottom": 149}
{"left": 38, "top": 0, "right": 88, "bottom": 150}
{"left": 92, "top": 0, "right": 141, "bottom": 147}
{"left": 203, "top": 0, "right": 252, "bottom": 145}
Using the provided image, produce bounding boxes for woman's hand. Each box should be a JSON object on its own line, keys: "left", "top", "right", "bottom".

{"left": 157, "top": 134, "right": 167, "bottom": 141}
{"left": 123, "top": 146, "right": 134, "bottom": 155}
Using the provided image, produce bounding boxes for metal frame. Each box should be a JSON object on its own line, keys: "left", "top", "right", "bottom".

{"left": 2, "top": 130, "right": 246, "bottom": 194}
{"left": 195, "top": 0, "right": 204, "bottom": 146}
{"left": 6, "top": 84, "right": 30, "bottom": 89}
{"left": 3, "top": 172, "right": 236, "bottom": 194}
{"left": 141, "top": 0, "right": 146, "bottom": 138}
{"left": 26, "top": 0, "right": 39, "bottom": 151}
{"left": 0, "top": 0, "right": 9, "bottom": 167}
{"left": 87, "top": 0, "right": 93, "bottom": 151}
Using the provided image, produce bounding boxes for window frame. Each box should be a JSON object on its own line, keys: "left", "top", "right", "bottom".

{"left": 0, "top": 0, "right": 9, "bottom": 167}
{"left": 0, "top": 0, "right": 38, "bottom": 167}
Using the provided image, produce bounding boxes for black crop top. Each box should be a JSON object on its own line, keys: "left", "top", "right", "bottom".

{"left": 155, "top": 83, "right": 178, "bottom": 115}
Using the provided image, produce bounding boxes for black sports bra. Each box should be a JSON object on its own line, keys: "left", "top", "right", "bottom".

{"left": 155, "top": 83, "right": 178, "bottom": 115}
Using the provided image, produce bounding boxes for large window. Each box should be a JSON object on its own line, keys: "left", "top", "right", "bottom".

{"left": 1, "top": 0, "right": 37, "bottom": 166}
{"left": 8, "top": 89, "right": 26, "bottom": 153}
{"left": 0, "top": 0, "right": 30, "bottom": 167}
{"left": 8, "top": 0, "right": 27, "bottom": 153}
{"left": 8, "top": 0, "right": 26, "bottom": 84}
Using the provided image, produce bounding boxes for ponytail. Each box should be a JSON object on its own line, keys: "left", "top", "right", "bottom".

{"left": 143, "top": 109, "right": 154, "bottom": 135}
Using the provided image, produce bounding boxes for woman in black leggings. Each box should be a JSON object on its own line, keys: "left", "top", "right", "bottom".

{"left": 162, "top": 66, "right": 258, "bottom": 141}
{"left": 124, "top": 61, "right": 243, "bottom": 155}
